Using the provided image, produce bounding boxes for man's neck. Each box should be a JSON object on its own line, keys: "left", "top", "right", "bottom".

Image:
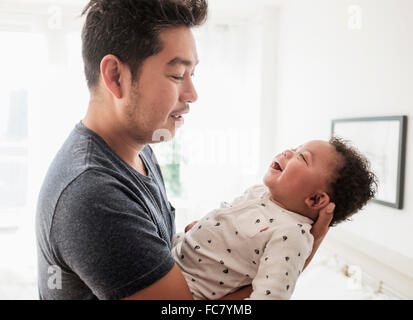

{"left": 82, "top": 107, "right": 147, "bottom": 175}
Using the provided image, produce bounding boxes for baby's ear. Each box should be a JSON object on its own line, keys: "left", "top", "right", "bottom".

{"left": 304, "top": 191, "right": 330, "bottom": 210}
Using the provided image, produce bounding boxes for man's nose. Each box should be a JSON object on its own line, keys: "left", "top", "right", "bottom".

{"left": 181, "top": 78, "right": 198, "bottom": 104}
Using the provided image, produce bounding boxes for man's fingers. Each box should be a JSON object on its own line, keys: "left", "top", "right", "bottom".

{"left": 319, "top": 202, "right": 335, "bottom": 223}
{"left": 311, "top": 203, "right": 335, "bottom": 239}
{"left": 326, "top": 202, "right": 336, "bottom": 214}
{"left": 304, "top": 203, "right": 335, "bottom": 271}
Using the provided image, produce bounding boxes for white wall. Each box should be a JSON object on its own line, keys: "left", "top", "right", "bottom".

{"left": 267, "top": 0, "right": 412, "bottom": 281}
{"left": 0, "top": 0, "right": 89, "bottom": 273}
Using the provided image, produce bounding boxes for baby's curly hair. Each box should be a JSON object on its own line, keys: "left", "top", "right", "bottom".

{"left": 328, "top": 137, "right": 378, "bottom": 226}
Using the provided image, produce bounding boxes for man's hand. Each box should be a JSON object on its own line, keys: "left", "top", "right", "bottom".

{"left": 303, "top": 202, "right": 335, "bottom": 270}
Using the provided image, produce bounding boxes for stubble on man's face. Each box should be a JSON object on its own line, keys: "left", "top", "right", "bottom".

{"left": 123, "top": 83, "right": 150, "bottom": 144}
{"left": 119, "top": 27, "right": 198, "bottom": 146}
{"left": 124, "top": 81, "right": 177, "bottom": 145}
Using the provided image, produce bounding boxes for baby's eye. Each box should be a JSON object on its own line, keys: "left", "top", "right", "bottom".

{"left": 300, "top": 154, "right": 308, "bottom": 165}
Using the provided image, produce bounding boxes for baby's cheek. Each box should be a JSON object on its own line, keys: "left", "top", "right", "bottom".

{"left": 293, "top": 173, "right": 319, "bottom": 195}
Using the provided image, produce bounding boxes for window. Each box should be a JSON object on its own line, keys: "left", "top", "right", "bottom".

{"left": 153, "top": 19, "right": 264, "bottom": 232}
{"left": 0, "top": 32, "right": 47, "bottom": 229}
{"left": 0, "top": 2, "right": 265, "bottom": 235}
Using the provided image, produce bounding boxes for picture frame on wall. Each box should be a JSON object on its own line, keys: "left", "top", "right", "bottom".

{"left": 331, "top": 116, "right": 407, "bottom": 209}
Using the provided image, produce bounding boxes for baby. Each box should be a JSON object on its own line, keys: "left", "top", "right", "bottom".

{"left": 172, "top": 137, "right": 377, "bottom": 300}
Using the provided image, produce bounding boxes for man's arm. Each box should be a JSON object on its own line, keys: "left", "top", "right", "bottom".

{"left": 220, "top": 286, "right": 253, "bottom": 300}
{"left": 122, "top": 264, "right": 253, "bottom": 300}
{"left": 122, "top": 214, "right": 256, "bottom": 300}
{"left": 128, "top": 221, "right": 250, "bottom": 301}
{"left": 123, "top": 264, "right": 193, "bottom": 300}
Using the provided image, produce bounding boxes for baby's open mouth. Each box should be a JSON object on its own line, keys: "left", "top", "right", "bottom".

{"left": 271, "top": 161, "right": 283, "bottom": 172}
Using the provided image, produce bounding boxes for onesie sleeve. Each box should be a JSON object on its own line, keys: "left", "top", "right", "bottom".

{"left": 246, "top": 224, "right": 314, "bottom": 300}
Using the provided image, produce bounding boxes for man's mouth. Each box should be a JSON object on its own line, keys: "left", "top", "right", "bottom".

{"left": 271, "top": 161, "right": 283, "bottom": 172}
{"left": 170, "top": 107, "right": 190, "bottom": 122}
{"left": 170, "top": 114, "right": 184, "bottom": 127}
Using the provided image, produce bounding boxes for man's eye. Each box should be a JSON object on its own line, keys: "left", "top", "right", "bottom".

{"left": 171, "top": 75, "right": 184, "bottom": 80}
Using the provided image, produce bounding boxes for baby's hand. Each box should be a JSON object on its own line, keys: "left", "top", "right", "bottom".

{"left": 184, "top": 221, "right": 198, "bottom": 233}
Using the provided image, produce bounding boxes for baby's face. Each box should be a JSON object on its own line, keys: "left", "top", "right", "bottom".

{"left": 263, "top": 140, "right": 339, "bottom": 214}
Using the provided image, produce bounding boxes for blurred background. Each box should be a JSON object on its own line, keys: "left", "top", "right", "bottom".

{"left": 0, "top": 0, "right": 411, "bottom": 299}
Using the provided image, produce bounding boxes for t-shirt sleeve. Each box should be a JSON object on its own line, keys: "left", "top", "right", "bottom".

{"left": 246, "top": 224, "right": 314, "bottom": 300}
{"left": 50, "top": 169, "right": 175, "bottom": 300}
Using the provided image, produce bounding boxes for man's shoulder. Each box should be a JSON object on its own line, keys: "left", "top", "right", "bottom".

{"left": 51, "top": 169, "right": 148, "bottom": 228}
{"left": 62, "top": 168, "right": 125, "bottom": 195}
{"left": 40, "top": 123, "right": 148, "bottom": 203}
{"left": 56, "top": 168, "right": 153, "bottom": 217}
{"left": 36, "top": 124, "right": 146, "bottom": 232}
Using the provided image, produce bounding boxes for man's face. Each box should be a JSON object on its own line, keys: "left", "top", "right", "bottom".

{"left": 123, "top": 26, "right": 198, "bottom": 144}
{"left": 263, "top": 140, "right": 339, "bottom": 208}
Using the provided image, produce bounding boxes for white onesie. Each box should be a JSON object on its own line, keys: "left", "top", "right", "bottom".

{"left": 171, "top": 184, "right": 314, "bottom": 300}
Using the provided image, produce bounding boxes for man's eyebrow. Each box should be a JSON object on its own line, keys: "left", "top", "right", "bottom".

{"left": 167, "top": 57, "right": 199, "bottom": 67}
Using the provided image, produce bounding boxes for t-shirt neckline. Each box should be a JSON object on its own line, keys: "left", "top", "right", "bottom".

{"left": 75, "top": 121, "right": 154, "bottom": 182}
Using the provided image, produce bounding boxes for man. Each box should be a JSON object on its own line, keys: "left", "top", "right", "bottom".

{"left": 36, "top": 0, "right": 334, "bottom": 300}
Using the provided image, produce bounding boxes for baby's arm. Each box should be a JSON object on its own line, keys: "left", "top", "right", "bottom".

{"left": 246, "top": 225, "right": 314, "bottom": 300}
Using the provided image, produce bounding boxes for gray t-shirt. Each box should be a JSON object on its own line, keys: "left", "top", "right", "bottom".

{"left": 35, "top": 122, "right": 176, "bottom": 300}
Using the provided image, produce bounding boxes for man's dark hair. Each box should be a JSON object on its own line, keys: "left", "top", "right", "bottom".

{"left": 328, "top": 136, "right": 378, "bottom": 226}
{"left": 81, "top": 0, "right": 208, "bottom": 90}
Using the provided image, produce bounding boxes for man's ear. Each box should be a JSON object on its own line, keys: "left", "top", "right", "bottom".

{"left": 100, "top": 54, "right": 124, "bottom": 99}
{"left": 304, "top": 191, "right": 330, "bottom": 211}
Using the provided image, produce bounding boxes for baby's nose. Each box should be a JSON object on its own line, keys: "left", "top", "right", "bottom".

{"left": 283, "top": 150, "right": 294, "bottom": 158}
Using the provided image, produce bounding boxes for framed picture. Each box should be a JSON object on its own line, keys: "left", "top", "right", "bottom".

{"left": 331, "top": 116, "right": 407, "bottom": 209}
